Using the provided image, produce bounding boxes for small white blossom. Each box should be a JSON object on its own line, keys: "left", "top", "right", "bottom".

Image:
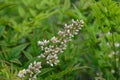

{"left": 111, "top": 69, "right": 115, "bottom": 74}
{"left": 18, "top": 69, "right": 26, "bottom": 78}
{"left": 107, "top": 32, "right": 111, "bottom": 35}
{"left": 38, "top": 40, "right": 49, "bottom": 46}
{"left": 108, "top": 54, "right": 113, "bottom": 58}
{"left": 44, "top": 40, "right": 49, "bottom": 45}
{"left": 80, "top": 19, "right": 84, "bottom": 25}
{"left": 106, "top": 42, "right": 110, "bottom": 46}
{"left": 58, "top": 31, "right": 64, "bottom": 36}
{"left": 46, "top": 54, "right": 59, "bottom": 66}
{"left": 64, "top": 24, "right": 70, "bottom": 29}
{"left": 115, "top": 42, "right": 120, "bottom": 47}
{"left": 38, "top": 41, "right": 44, "bottom": 46}
{"left": 51, "top": 36, "right": 59, "bottom": 43}
{"left": 38, "top": 54, "right": 45, "bottom": 58}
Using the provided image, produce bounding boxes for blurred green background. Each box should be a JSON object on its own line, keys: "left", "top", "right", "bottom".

{"left": 0, "top": 0, "right": 120, "bottom": 80}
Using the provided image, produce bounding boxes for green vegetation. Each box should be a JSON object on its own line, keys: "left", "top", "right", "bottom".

{"left": 0, "top": 0, "right": 120, "bottom": 80}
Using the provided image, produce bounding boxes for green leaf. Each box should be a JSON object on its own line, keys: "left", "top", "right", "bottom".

{"left": 18, "top": 7, "right": 25, "bottom": 17}
{"left": 9, "top": 58, "right": 21, "bottom": 65}
{"left": 64, "top": 0, "right": 70, "bottom": 10}
{"left": 23, "top": 51, "right": 33, "bottom": 60}
{"left": 0, "top": 26, "right": 5, "bottom": 38}
{"left": 73, "top": 5, "right": 85, "bottom": 20}
{"left": 0, "top": 3, "right": 16, "bottom": 11}
{"left": 9, "top": 43, "right": 28, "bottom": 60}
{"left": 39, "top": 68, "right": 53, "bottom": 76}
{"left": 29, "top": 8, "right": 36, "bottom": 17}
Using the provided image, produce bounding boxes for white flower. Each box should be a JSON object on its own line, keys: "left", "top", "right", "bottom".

{"left": 51, "top": 36, "right": 59, "bottom": 43}
{"left": 67, "top": 30, "right": 70, "bottom": 33}
{"left": 106, "top": 42, "right": 110, "bottom": 46}
{"left": 69, "top": 34, "right": 74, "bottom": 37}
{"left": 38, "top": 41, "right": 44, "bottom": 46}
{"left": 111, "top": 69, "right": 115, "bottom": 74}
{"left": 58, "top": 31, "right": 64, "bottom": 36}
{"left": 64, "top": 24, "right": 70, "bottom": 29}
{"left": 80, "top": 19, "right": 84, "bottom": 25}
{"left": 38, "top": 40, "right": 49, "bottom": 46}
{"left": 46, "top": 54, "right": 59, "bottom": 66}
{"left": 107, "top": 32, "right": 111, "bottom": 35}
{"left": 38, "top": 54, "right": 45, "bottom": 58}
{"left": 111, "top": 51, "right": 115, "bottom": 55}
{"left": 72, "top": 19, "right": 76, "bottom": 23}
{"left": 108, "top": 54, "right": 113, "bottom": 58}
{"left": 18, "top": 69, "right": 26, "bottom": 78}
{"left": 115, "top": 42, "right": 120, "bottom": 47}
{"left": 108, "top": 51, "right": 116, "bottom": 58}
{"left": 28, "top": 63, "right": 33, "bottom": 69}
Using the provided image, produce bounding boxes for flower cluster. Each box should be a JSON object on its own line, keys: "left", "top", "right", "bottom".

{"left": 18, "top": 19, "right": 84, "bottom": 79}
{"left": 37, "top": 19, "right": 84, "bottom": 66}
{"left": 18, "top": 61, "right": 42, "bottom": 80}
{"left": 27, "top": 61, "right": 42, "bottom": 80}
{"left": 46, "top": 54, "right": 59, "bottom": 66}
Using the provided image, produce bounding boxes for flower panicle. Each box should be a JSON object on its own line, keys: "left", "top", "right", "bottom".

{"left": 18, "top": 19, "right": 84, "bottom": 80}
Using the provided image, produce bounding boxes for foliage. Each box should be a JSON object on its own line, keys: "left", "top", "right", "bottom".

{"left": 0, "top": 0, "right": 120, "bottom": 80}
